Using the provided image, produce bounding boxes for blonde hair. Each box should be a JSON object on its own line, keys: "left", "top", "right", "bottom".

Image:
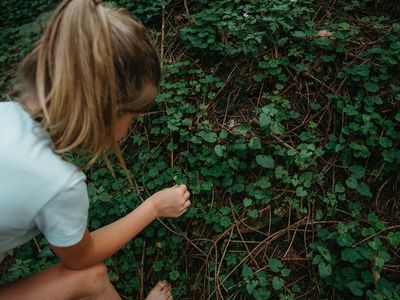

{"left": 18, "top": 0, "right": 160, "bottom": 164}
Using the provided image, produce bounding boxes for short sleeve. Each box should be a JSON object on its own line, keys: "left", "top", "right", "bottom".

{"left": 34, "top": 174, "right": 89, "bottom": 247}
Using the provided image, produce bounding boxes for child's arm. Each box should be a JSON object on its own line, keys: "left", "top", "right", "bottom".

{"left": 51, "top": 184, "right": 190, "bottom": 270}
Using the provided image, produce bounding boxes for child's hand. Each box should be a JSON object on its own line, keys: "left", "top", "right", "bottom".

{"left": 149, "top": 184, "right": 191, "bottom": 218}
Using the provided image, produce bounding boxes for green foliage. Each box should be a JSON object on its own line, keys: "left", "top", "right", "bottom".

{"left": 1, "top": 0, "right": 400, "bottom": 299}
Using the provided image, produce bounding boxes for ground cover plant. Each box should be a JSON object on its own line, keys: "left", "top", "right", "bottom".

{"left": 1, "top": 0, "right": 399, "bottom": 299}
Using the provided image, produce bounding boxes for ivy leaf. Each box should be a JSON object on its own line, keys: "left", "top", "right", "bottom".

{"left": 247, "top": 209, "right": 259, "bottom": 219}
{"left": 341, "top": 248, "right": 360, "bottom": 263}
{"left": 272, "top": 276, "right": 284, "bottom": 290}
{"left": 253, "top": 73, "right": 264, "bottom": 82}
{"left": 249, "top": 137, "right": 262, "bottom": 150}
{"left": 277, "top": 37, "right": 288, "bottom": 46}
{"left": 364, "top": 82, "right": 379, "bottom": 93}
{"left": 243, "top": 198, "right": 253, "bottom": 208}
{"left": 256, "top": 155, "right": 275, "bottom": 169}
{"left": 395, "top": 113, "right": 400, "bottom": 122}
{"left": 234, "top": 124, "right": 251, "bottom": 136}
{"left": 219, "top": 129, "right": 228, "bottom": 139}
{"left": 198, "top": 131, "right": 218, "bottom": 143}
{"left": 337, "top": 233, "right": 354, "bottom": 247}
{"left": 346, "top": 176, "right": 358, "bottom": 189}
{"left": 296, "top": 186, "right": 308, "bottom": 197}
{"left": 252, "top": 288, "right": 271, "bottom": 299}
{"left": 292, "top": 31, "right": 306, "bottom": 38}
{"left": 259, "top": 113, "right": 269, "bottom": 128}
{"left": 338, "top": 22, "right": 350, "bottom": 30}
{"left": 242, "top": 265, "right": 253, "bottom": 279}
{"left": 387, "top": 232, "right": 400, "bottom": 248}
{"left": 268, "top": 258, "right": 283, "bottom": 273}
{"left": 153, "top": 261, "right": 164, "bottom": 272}
{"left": 318, "top": 262, "right": 332, "bottom": 278}
{"left": 356, "top": 182, "right": 372, "bottom": 198}
{"left": 220, "top": 216, "right": 231, "bottom": 228}
{"left": 316, "top": 245, "right": 332, "bottom": 262}
{"left": 281, "top": 268, "right": 291, "bottom": 277}
{"left": 347, "top": 281, "right": 364, "bottom": 296}
{"left": 379, "top": 137, "right": 392, "bottom": 148}
{"left": 256, "top": 271, "right": 268, "bottom": 287}
{"left": 349, "top": 165, "right": 365, "bottom": 179}
{"left": 246, "top": 280, "right": 259, "bottom": 295}
{"left": 214, "top": 145, "right": 225, "bottom": 157}
{"left": 335, "top": 182, "right": 346, "bottom": 193}
{"left": 169, "top": 271, "right": 180, "bottom": 281}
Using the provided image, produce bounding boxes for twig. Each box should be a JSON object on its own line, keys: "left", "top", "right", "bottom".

{"left": 352, "top": 225, "right": 400, "bottom": 248}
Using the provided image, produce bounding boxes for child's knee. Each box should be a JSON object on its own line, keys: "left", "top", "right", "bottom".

{"left": 89, "top": 263, "right": 109, "bottom": 282}
{"left": 76, "top": 263, "right": 110, "bottom": 295}
{"left": 58, "top": 262, "right": 110, "bottom": 292}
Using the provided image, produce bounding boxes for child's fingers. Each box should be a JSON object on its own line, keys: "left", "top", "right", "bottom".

{"left": 184, "top": 191, "right": 190, "bottom": 199}
{"left": 184, "top": 200, "right": 191, "bottom": 208}
{"left": 178, "top": 184, "right": 187, "bottom": 192}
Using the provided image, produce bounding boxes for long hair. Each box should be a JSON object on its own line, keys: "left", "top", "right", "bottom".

{"left": 18, "top": 0, "right": 160, "bottom": 165}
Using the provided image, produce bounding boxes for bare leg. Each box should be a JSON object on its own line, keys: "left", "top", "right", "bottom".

{"left": 0, "top": 263, "right": 120, "bottom": 300}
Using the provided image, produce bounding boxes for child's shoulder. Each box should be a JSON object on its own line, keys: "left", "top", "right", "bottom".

{"left": 0, "top": 100, "right": 85, "bottom": 209}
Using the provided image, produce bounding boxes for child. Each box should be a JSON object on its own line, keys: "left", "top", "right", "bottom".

{"left": 0, "top": 0, "right": 190, "bottom": 299}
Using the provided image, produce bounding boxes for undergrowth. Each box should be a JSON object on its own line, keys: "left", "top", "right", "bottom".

{"left": 1, "top": 0, "right": 399, "bottom": 299}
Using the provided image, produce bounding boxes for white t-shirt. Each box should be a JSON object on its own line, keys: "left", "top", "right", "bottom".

{"left": 0, "top": 101, "right": 89, "bottom": 261}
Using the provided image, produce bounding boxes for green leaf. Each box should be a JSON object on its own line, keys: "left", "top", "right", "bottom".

{"left": 277, "top": 37, "right": 288, "bottom": 46}
{"left": 219, "top": 129, "right": 228, "bottom": 139}
{"left": 338, "top": 22, "right": 350, "bottom": 30}
{"left": 356, "top": 182, "right": 372, "bottom": 198}
{"left": 368, "top": 213, "right": 379, "bottom": 222}
{"left": 335, "top": 183, "right": 346, "bottom": 193}
{"left": 292, "top": 31, "right": 306, "bottom": 38}
{"left": 379, "top": 137, "right": 392, "bottom": 148}
{"left": 337, "top": 233, "right": 354, "bottom": 247}
{"left": 243, "top": 198, "right": 253, "bottom": 208}
{"left": 214, "top": 145, "right": 225, "bottom": 157}
{"left": 395, "top": 113, "right": 400, "bottom": 122}
{"left": 198, "top": 131, "right": 218, "bottom": 143}
{"left": 220, "top": 216, "right": 231, "bottom": 228}
{"left": 318, "top": 262, "right": 332, "bottom": 278}
{"left": 256, "top": 155, "right": 275, "bottom": 169}
{"left": 364, "top": 82, "right": 379, "bottom": 93}
{"left": 368, "top": 237, "right": 383, "bottom": 251}
{"left": 256, "top": 271, "right": 268, "bottom": 287}
{"left": 169, "top": 270, "right": 180, "bottom": 281}
{"left": 268, "top": 258, "right": 283, "bottom": 273}
{"left": 249, "top": 137, "right": 262, "bottom": 150}
{"left": 346, "top": 177, "right": 358, "bottom": 189}
{"left": 387, "top": 232, "right": 400, "bottom": 248}
{"left": 246, "top": 280, "right": 258, "bottom": 295}
{"left": 341, "top": 248, "right": 360, "bottom": 263}
{"left": 272, "top": 276, "right": 284, "bottom": 290}
{"left": 153, "top": 261, "right": 164, "bottom": 272}
{"left": 281, "top": 268, "right": 291, "bottom": 277}
{"left": 296, "top": 186, "right": 308, "bottom": 197}
{"left": 247, "top": 209, "right": 259, "bottom": 219}
{"left": 253, "top": 73, "right": 264, "bottom": 82}
{"left": 221, "top": 206, "right": 231, "bottom": 215}
{"left": 259, "top": 113, "right": 269, "bottom": 128}
{"left": 242, "top": 265, "right": 253, "bottom": 278}
{"left": 252, "top": 288, "right": 270, "bottom": 299}
{"left": 316, "top": 245, "right": 332, "bottom": 262}
{"left": 349, "top": 165, "right": 365, "bottom": 179}
{"left": 234, "top": 124, "right": 251, "bottom": 136}
{"left": 347, "top": 281, "right": 364, "bottom": 296}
